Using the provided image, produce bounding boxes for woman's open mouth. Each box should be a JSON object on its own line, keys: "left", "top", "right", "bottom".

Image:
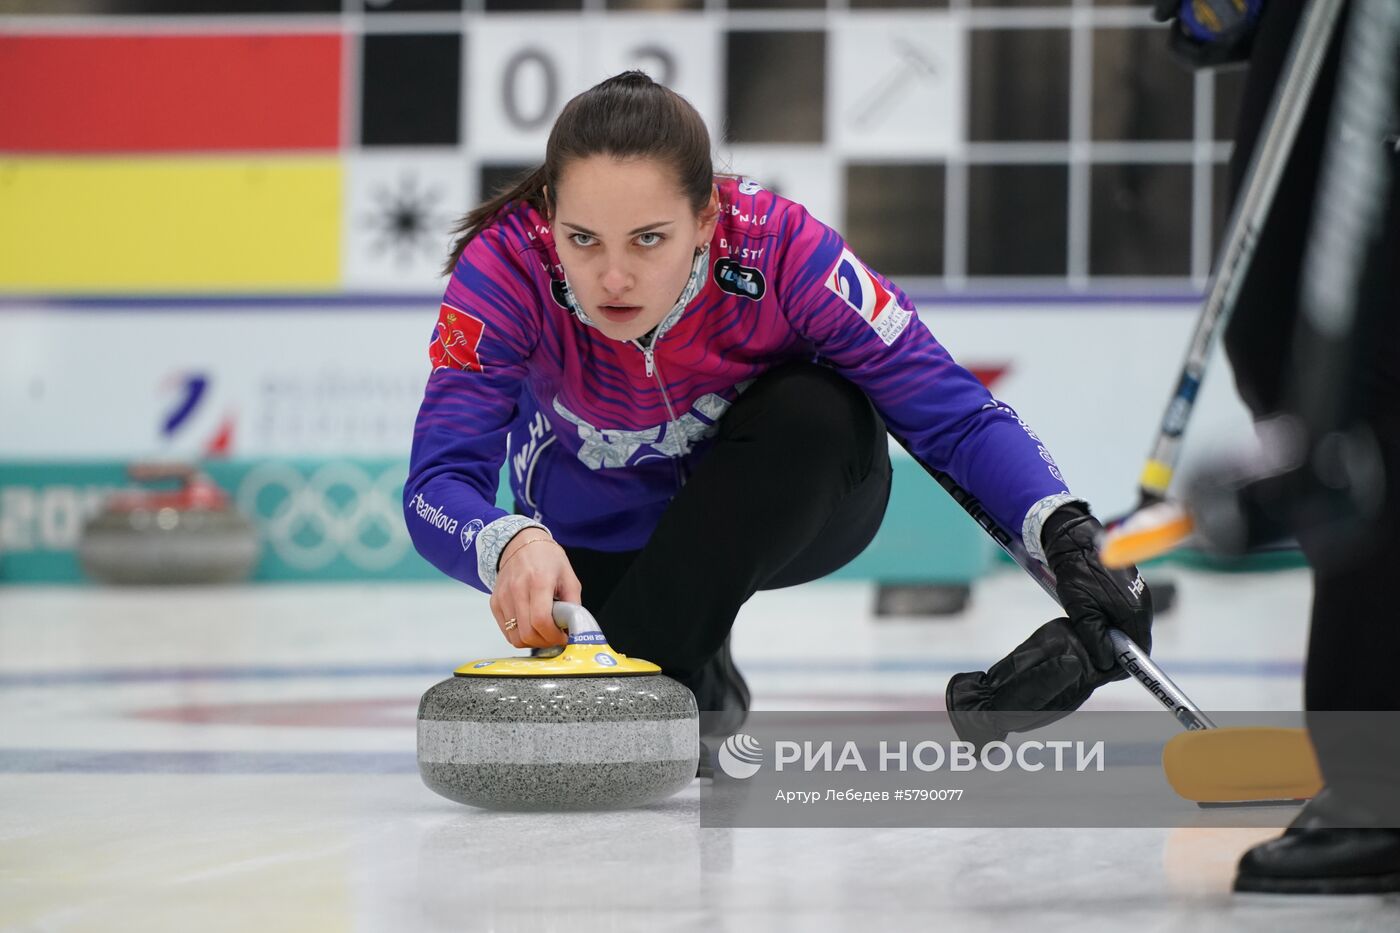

{"left": 597, "top": 303, "right": 643, "bottom": 323}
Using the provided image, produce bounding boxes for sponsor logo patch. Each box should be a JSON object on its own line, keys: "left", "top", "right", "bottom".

{"left": 713, "top": 258, "right": 767, "bottom": 300}
{"left": 549, "top": 278, "right": 571, "bottom": 310}
{"left": 429, "top": 303, "right": 485, "bottom": 372}
{"left": 460, "top": 518, "right": 484, "bottom": 551}
{"left": 823, "top": 248, "right": 912, "bottom": 346}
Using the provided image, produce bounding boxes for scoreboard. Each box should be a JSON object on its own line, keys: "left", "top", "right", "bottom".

{"left": 1, "top": 0, "right": 1243, "bottom": 294}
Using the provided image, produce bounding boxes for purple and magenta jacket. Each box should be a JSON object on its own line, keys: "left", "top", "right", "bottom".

{"left": 406, "top": 176, "right": 1077, "bottom": 593}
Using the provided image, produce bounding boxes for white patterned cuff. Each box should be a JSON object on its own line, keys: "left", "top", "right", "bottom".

{"left": 1022, "top": 493, "right": 1088, "bottom": 565}
{"left": 476, "top": 515, "right": 551, "bottom": 591}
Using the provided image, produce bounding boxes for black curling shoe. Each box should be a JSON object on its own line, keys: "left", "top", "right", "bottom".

{"left": 696, "top": 741, "right": 713, "bottom": 780}
{"left": 680, "top": 635, "right": 751, "bottom": 742}
{"left": 1234, "top": 788, "right": 1400, "bottom": 894}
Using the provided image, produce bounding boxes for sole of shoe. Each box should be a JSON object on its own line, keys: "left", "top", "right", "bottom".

{"left": 1234, "top": 871, "right": 1400, "bottom": 895}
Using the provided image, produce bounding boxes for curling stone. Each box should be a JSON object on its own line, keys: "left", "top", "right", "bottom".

{"left": 77, "top": 463, "right": 260, "bottom": 585}
{"left": 417, "top": 602, "right": 698, "bottom": 811}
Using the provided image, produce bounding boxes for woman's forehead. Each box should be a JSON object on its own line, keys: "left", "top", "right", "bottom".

{"left": 554, "top": 155, "right": 690, "bottom": 209}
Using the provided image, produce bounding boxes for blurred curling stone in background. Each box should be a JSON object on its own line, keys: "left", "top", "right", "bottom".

{"left": 418, "top": 602, "right": 698, "bottom": 811}
{"left": 77, "top": 463, "right": 259, "bottom": 585}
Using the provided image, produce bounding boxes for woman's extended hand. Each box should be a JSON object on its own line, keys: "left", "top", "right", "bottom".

{"left": 489, "top": 529, "right": 581, "bottom": 649}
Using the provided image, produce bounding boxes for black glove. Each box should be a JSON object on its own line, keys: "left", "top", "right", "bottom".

{"left": 944, "top": 505, "right": 1153, "bottom": 748}
{"left": 946, "top": 616, "right": 1097, "bottom": 748}
{"left": 1041, "top": 503, "right": 1153, "bottom": 682}
{"left": 1153, "top": 0, "right": 1264, "bottom": 68}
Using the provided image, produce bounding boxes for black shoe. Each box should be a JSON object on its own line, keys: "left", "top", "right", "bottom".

{"left": 696, "top": 740, "right": 713, "bottom": 780}
{"left": 680, "top": 636, "right": 750, "bottom": 740}
{"left": 1234, "top": 788, "right": 1400, "bottom": 894}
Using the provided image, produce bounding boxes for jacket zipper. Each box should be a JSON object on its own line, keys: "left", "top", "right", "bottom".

{"left": 634, "top": 337, "right": 688, "bottom": 488}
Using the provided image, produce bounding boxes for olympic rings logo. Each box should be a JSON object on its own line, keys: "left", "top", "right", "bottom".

{"left": 235, "top": 462, "right": 409, "bottom": 572}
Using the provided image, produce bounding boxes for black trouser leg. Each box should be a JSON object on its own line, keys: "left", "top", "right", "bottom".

{"left": 562, "top": 361, "right": 892, "bottom": 679}
{"left": 1224, "top": 0, "right": 1400, "bottom": 809}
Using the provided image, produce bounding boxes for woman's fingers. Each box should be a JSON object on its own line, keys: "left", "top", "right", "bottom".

{"left": 508, "top": 574, "right": 551, "bottom": 648}
{"left": 490, "top": 536, "right": 581, "bottom": 648}
{"left": 558, "top": 568, "right": 583, "bottom": 606}
{"left": 489, "top": 590, "right": 525, "bottom": 648}
{"left": 527, "top": 580, "right": 567, "bottom": 647}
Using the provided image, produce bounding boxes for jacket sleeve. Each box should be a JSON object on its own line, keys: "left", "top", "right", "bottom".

{"left": 405, "top": 225, "right": 549, "bottom": 593}
{"left": 772, "top": 202, "right": 1081, "bottom": 561}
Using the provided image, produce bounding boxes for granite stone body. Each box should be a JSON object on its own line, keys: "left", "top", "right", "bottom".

{"left": 417, "top": 672, "right": 699, "bottom": 811}
{"left": 78, "top": 507, "right": 260, "bottom": 585}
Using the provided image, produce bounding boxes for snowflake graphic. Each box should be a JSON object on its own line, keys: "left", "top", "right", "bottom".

{"left": 362, "top": 171, "right": 454, "bottom": 270}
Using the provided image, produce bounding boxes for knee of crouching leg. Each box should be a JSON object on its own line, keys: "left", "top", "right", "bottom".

{"left": 740, "top": 363, "right": 882, "bottom": 465}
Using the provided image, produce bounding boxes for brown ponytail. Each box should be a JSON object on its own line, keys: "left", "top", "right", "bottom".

{"left": 441, "top": 166, "right": 548, "bottom": 276}
{"left": 443, "top": 70, "right": 714, "bottom": 276}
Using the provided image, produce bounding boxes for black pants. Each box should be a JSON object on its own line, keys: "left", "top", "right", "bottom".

{"left": 557, "top": 361, "right": 892, "bottom": 680}
{"left": 1225, "top": 1, "right": 1400, "bottom": 799}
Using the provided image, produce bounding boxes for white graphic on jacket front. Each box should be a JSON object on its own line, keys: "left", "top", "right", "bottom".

{"left": 551, "top": 392, "right": 736, "bottom": 469}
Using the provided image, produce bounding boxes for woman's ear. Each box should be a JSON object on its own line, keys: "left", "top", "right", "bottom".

{"left": 697, "top": 186, "right": 720, "bottom": 246}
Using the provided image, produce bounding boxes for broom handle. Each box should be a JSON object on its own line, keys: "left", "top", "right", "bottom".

{"left": 1134, "top": 0, "right": 1346, "bottom": 506}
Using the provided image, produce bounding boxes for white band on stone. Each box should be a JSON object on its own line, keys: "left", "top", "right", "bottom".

{"left": 1022, "top": 493, "right": 1088, "bottom": 565}
{"left": 477, "top": 514, "right": 551, "bottom": 591}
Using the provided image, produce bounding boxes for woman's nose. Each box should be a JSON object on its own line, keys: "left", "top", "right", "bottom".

{"left": 600, "top": 264, "right": 631, "bottom": 294}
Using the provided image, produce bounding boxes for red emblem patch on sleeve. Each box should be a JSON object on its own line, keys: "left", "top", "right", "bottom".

{"left": 429, "top": 303, "right": 486, "bottom": 373}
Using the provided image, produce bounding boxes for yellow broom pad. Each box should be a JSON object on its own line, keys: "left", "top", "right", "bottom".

{"left": 1099, "top": 502, "right": 1195, "bottom": 569}
{"left": 1163, "top": 727, "right": 1322, "bottom": 803}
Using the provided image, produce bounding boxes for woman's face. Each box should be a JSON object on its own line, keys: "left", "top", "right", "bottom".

{"left": 551, "top": 155, "right": 717, "bottom": 343}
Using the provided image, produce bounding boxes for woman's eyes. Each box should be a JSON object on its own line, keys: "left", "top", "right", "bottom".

{"left": 567, "top": 232, "right": 665, "bottom": 248}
